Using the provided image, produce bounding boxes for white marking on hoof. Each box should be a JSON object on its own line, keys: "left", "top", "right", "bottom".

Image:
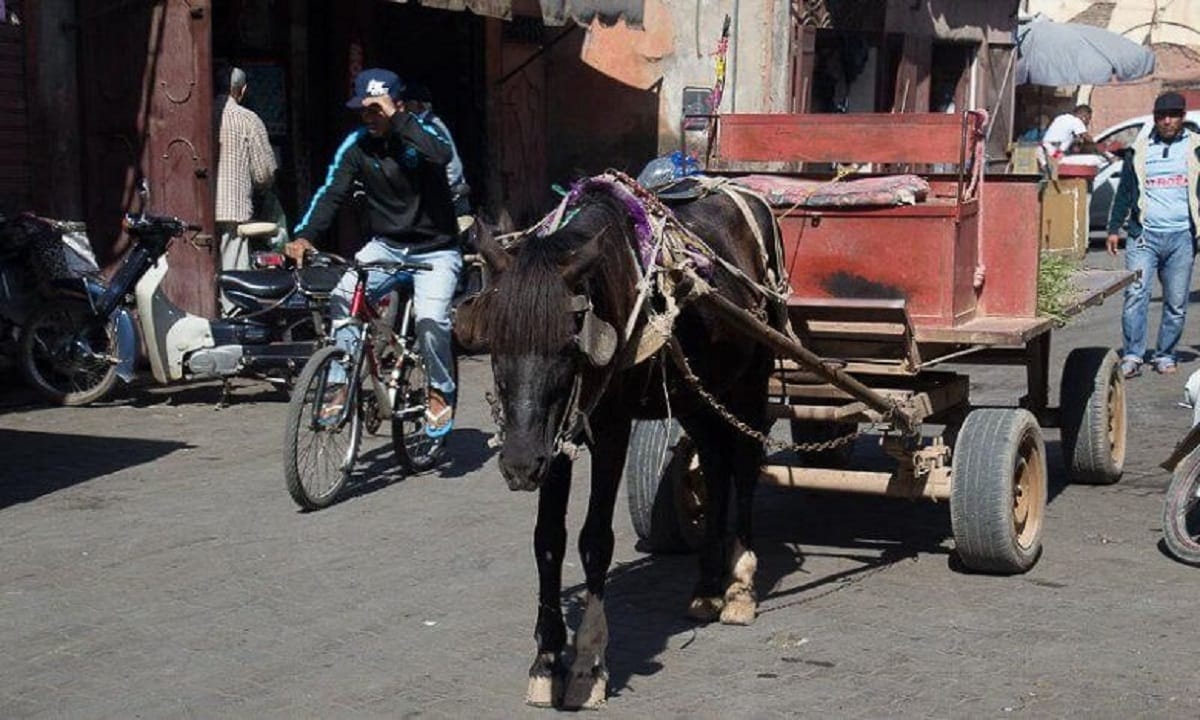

{"left": 686, "top": 595, "right": 725, "bottom": 622}
{"left": 525, "top": 653, "right": 561, "bottom": 708}
{"left": 562, "top": 665, "right": 608, "bottom": 710}
{"left": 720, "top": 591, "right": 757, "bottom": 625}
{"left": 563, "top": 593, "right": 609, "bottom": 709}
{"left": 721, "top": 544, "right": 758, "bottom": 625}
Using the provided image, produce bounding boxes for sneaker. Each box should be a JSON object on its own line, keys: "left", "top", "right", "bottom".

{"left": 1154, "top": 357, "right": 1178, "bottom": 375}
{"left": 1120, "top": 357, "right": 1142, "bottom": 378}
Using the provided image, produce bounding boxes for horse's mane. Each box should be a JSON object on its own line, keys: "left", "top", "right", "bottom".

{"left": 488, "top": 191, "right": 634, "bottom": 356}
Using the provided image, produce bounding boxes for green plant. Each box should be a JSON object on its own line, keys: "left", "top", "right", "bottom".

{"left": 1037, "top": 252, "right": 1078, "bottom": 324}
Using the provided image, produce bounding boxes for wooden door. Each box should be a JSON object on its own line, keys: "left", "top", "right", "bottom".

{"left": 497, "top": 28, "right": 547, "bottom": 227}
{"left": 79, "top": 0, "right": 215, "bottom": 316}
{"left": 789, "top": 24, "right": 815, "bottom": 113}
{"left": 0, "top": 0, "right": 30, "bottom": 211}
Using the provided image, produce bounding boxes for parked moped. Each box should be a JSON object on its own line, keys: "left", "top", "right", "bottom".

{"left": 1161, "top": 369, "right": 1200, "bottom": 566}
{"left": 18, "top": 184, "right": 342, "bottom": 406}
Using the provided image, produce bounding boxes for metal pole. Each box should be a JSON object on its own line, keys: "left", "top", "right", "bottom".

{"left": 675, "top": 274, "right": 916, "bottom": 434}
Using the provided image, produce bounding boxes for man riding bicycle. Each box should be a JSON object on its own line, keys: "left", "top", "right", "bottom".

{"left": 284, "top": 68, "right": 460, "bottom": 437}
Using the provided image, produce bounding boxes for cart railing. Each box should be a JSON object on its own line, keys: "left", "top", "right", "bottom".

{"left": 700, "top": 111, "right": 986, "bottom": 204}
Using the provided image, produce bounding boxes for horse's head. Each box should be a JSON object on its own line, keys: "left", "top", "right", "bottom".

{"left": 466, "top": 210, "right": 623, "bottom": 491}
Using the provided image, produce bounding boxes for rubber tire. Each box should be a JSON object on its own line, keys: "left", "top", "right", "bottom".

{"left": 789, "top": 420, "right": 855, "bottom": 468}
{"left": 625, "top": 418, "right": 706, "bottom": 554}
{"left": 1162, "top": 447, "right": 1200, "bottom": 566}
{"left": 391, "top": 348, "right": 458, "bottom": 474}
{"left": 19, "top": 299, "right": 119, "bottom": 406}
{"left": 950, "top": 408, "right": 1047, "bottom": 574}
{"left": 284, "top": 346, "right": 361, "bottom": 510}
{"left": 1059, "top": 347, "right": 1125, "bottom": 485}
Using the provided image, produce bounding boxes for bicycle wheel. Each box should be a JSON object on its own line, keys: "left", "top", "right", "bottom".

{"left": 19, "top": 299, "right": 119, "bottom": 406}
{"left": 1162, "top": 448, "right": 1200, "bottom": 566}
{"left": 283, "top": 346, "right": 362, "bottom": 510}
{"left": 391, "top": 347, "right": 457, "bottom": 473}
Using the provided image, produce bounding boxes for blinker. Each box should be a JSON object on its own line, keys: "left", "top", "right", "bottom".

{"left": 569, "top": 295, "right": 617, "bottom": 367}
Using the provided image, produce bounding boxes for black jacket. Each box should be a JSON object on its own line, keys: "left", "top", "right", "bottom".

{"left": 294, "top": 112, "right": 456, "bottom": 244}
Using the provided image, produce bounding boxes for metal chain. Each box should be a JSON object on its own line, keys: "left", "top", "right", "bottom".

{"left": 485, "top": 390, "right": 506, "bottom": 448}
{"left": 668, "top": 342, "right": 861, "bottom": 454}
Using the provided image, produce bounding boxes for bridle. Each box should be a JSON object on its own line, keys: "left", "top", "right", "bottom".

{"left": 549, "top": 293, "right": 619, "bottom": 460}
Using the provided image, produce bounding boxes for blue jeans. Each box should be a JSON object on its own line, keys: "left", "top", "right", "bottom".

{"left": 1121, "top": 228, "right": 1196, "bottom": 364}
{"left": 327, "top": 238, "right": 461, "bottom": 395}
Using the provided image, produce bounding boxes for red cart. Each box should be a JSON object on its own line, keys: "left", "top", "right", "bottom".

{"left": 626, "top": 111, "right": 1133, "bottom": 574}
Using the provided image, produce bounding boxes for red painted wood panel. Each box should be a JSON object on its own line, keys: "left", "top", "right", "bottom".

{"left": 717, "top": 113, "right": 978, "bottom": 165}
{"left": 978, "top": 177, "right": 1040, "bottom": 319}
{"left": 779, "top": 203, "right": 980, "bottom": 329}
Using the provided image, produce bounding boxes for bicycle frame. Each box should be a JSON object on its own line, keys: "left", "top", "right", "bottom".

{"left": 317, "top": 264, "right": 421, "bottom": 429}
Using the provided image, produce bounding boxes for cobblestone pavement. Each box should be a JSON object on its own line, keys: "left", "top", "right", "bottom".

{"left": 3, "top": 250, "right": 1200, "bottom": 718}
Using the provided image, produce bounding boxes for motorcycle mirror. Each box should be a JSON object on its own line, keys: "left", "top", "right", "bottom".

{"left": 137, "top": 178, "right": 150, "bottom": 219}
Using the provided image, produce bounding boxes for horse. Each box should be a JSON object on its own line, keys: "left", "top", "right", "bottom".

{"left": 458, "top": 175, "right": 786, "bottom": 709}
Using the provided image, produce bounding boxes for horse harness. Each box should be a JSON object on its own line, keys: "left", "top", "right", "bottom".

{"left": 489, "top": 170, "right": 791, "bottom": 461}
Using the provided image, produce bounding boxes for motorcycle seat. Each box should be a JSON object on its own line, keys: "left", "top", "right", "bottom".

{"left": 217, "top": 269, "right": 296, "bottom": 299}
{"left": 237, "top": 222, "right": 279, "bottom": 239}
{"left": 297, "top": 266, "right": 342, "bottom": 295}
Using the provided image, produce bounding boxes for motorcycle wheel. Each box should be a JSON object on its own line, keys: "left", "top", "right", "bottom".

{"left": 1162, "top": 447, "right": 1200, "bottom": 566}
{"left": 391, "top": 348, "right": 457, "bottom": 474}
{"left": 283, "top": 346, "right": 362, "bottom": 510}
{"left": 19, "top": 299, "right": 119, "bottom": 406}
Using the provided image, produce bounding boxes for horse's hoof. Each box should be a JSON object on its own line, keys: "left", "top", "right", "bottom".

{"left": 562, "top": 666, "right": 608, "bottom": 710}
{"left": 719, "top": 597, "right": 757, "bottom": 625}
{"left": 686, "top": 596, "right": 725, "bottom": 622}
{"left": 526, "top": 653, "right": 563, "bottom": 708}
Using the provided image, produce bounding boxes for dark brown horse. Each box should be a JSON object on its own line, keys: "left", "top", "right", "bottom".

{"left": 459, "top": 178, "right": 784, "bottom": 709}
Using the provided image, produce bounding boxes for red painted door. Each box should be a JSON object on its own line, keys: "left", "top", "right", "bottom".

{"left": 80, "top": 0, "right": 215, "bottom": 316}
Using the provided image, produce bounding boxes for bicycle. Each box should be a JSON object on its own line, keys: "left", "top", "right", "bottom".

{"left": 283, "top": 256, "right": 456, "bottom": 510}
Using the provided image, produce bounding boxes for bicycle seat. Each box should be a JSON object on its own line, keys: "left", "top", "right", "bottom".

{"left": 297, "top": 266, "right": 342, "bottom": 295}
{"left": 217, "top": 269, "right": 295, "bottom": 299}
{"left": 237, "top": 222, "right": 279, "bottom": 239}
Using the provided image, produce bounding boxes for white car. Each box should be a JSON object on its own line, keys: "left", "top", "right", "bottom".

{"left": 1087, "top": 110, "right": 1200, "bottom": 236}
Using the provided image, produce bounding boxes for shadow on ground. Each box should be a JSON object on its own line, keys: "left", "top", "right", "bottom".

{"left": 294, "top": 427, "right": 499, "bottom": 510}
{"left": 0, "top": 428, "right": 193, "bottom": 508}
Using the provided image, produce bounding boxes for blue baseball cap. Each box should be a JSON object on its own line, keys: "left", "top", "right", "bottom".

{"left": 345, "top": 68, "right": 405, "bottom": 110}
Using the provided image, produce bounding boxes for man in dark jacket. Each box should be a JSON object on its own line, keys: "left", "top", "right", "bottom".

{"left": 284, "top": 68, "right": 459, "bottom": 435}
{"left": 1106, "top": 91, "right": 1200, "bottom": 378}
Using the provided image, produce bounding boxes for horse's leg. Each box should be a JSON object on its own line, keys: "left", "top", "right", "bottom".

{"left": 680, "top": 413, "right": 735, "bottom": 622}
{"left": 719, "top": 427, "right": 763, "bottom": 625}
{"left": 527, "top": 455, "right": 572, "bottom": 708}
{"left": 720, "top": 361, "right": 770, "bottom": 626}
{"left": 562, "top": 415, "right": 631, "bottom": 710}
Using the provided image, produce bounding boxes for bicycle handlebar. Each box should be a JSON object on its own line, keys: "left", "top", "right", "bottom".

{"left": 357, "top": 260, "right": 434, "bottom": 273}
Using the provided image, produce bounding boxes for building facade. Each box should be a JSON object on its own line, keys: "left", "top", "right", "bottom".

{"left": 15, "top": 0, "right": 1019, "bottom": 315}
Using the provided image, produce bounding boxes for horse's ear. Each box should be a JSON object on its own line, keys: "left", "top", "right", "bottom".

{"left": 477, "top": 221, "right": 512, "bottom": 275}
{"left": 561, "top": 228, "right": 606, "bottom": 288}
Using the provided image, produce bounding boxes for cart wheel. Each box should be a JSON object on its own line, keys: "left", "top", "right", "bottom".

{"left": 950, "top": 408, "right": 1047, "bottom": 574}
{"left": 1060, "top": 347, "right": 1125, "bottom": 485}
{"left": 625, "top": 419, "right": 706, "bottom": 554}
{"left": 790, "top": 421, "right": 855, "bottom": 468}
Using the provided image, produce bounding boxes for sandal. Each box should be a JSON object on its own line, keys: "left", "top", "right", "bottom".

{"left": 1154, "top": 357, "right": 1178, "bottom": 375}
{"left": 318, "top": 384, "right": 348, "bottom": 424}
{"left": 424, "top": 390, "right": 455, "bottom": 438}
{"left": 1120, "top": 356, "right": 1142, "bottom": 379}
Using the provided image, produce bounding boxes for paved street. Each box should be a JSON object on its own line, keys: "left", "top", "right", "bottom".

{"left": 3, "top": 249, "right": 1200, "bottom": 718}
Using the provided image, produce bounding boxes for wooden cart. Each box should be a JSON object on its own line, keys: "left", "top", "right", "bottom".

{"left": 626, "top": 112, "right": 1134, "bottom": 574}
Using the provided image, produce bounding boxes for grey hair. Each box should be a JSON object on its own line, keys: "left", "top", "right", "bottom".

{"left": 230, "top": 67, "right": 248, "bottom": 93}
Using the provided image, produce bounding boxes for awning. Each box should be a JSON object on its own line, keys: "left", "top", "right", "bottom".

{"left": 388, "top": 0, "right": 643, "bottom": 27}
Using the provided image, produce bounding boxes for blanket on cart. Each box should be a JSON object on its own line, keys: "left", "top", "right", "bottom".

{"left": 732, "top": 173, "right": 930, "bottom": 209}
